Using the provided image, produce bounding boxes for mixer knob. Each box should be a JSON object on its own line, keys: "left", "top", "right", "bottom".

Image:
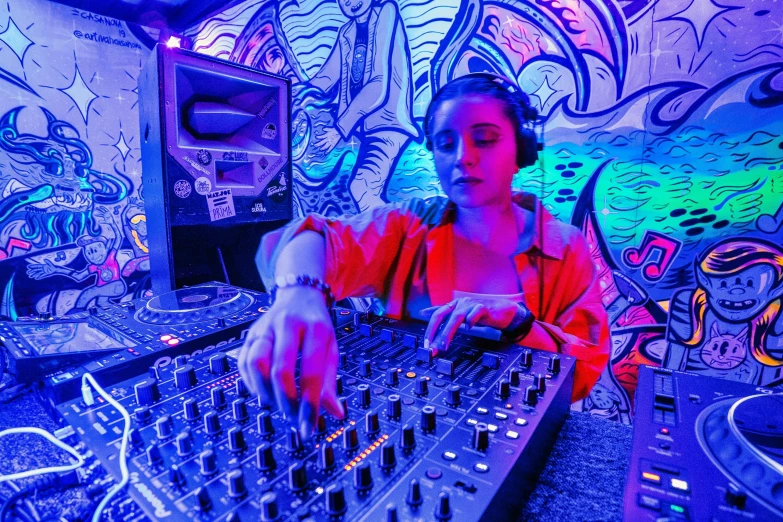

{"left": 386, "top": 504, "right": 399, "bottom": 522}
{"left": 146, "top": 442, "right": 162, "bottom": 467}
{"left": 211, "top": 386, "right": 226, "bottom": 409}
{"left": 318, "top": 441, "right": 336, "bottom": 471}
{"left": 134, "top": 378, "right": 160, "bottom": 406}
{"left": 288, "top": 461, "right": 308, "bottom": 492}
{"left": 174, "top": 355, "right": 188, "bottom": 368}
{"left": 548, "top": 355, "right": 561, "bottom": 374}
{"left": 129, "top": 428, "right": 144, "bottom": 448}
{"left": 235, "top": 377, "right": 250, "bottom": 397}
{"left": 414, "top": 377, "right": 429, "bottom": 396}
{"left": 387, "top": 394, "right": 402, "bottom": 420}
{"left": 126, "top": 302, "right": 136, "bottom": 312}
{"left": 183, "top": 398, "right": 200, "bottom": 421}
{"left": 228, "top": 426, "right": 246, "bottom": 452}
{"left": 421, "top": 405, "right": 436, "bottom": 433}
{"left": 385, "top": 367, "right": 399, "bottom": 386}
{"left": 336, "top": 375, "right": 344, "bottom": 396}
{"left": 434, "top": 491, "right": 452, "bottom": 520}
{"left": 360, "top": 359, "right": 372, "bottom": 377}
{"left": 343, "top": 425, "right": 359, "bottom": 451}
{"left": 339, "top": 352, "right": 348, "bottom": 368}
{"left": 357, "top": 383, "right": 371, "bottom": 408}
{"left": 216, "top": 317, "right": 226, "bottom": 328}
{"left": 353, "top": 312, "right": 363, "bottom": 327}
{"left": 524, "top": 385, "right": 538, "bottom": 406}
{"left": 315, "top": 415, "right": 327, "bottom": 436}
{"left": 472, "top": 423, "right": 489, "bottom": 452}
{"left": 168, "top": 464, "right": 186, "bottom": 489}
{"left": 257, "top": 411, "right": 275, "bottom": 438}
{"left": 354, "top": 460, "right": 373, "bottom": 491}
{"left": 209, "top": 353, "right": 229, "bottom": 375}
{"left": 134, "top": 406, "right": 151, "bottom": 424}
{"left": 508, "top": 368, "right": 521, "bottom": 387}
{"left": 726, "top": 483, "right": 747, "bottom": 509}
{"left": 406, "top": 479, "right": 423, "bottom": 507}
{"left": 232, "top": 398, "right": 249, "bottom": 422}
{"left": 155, "top": 414, "right": 174, "bottom": 439}
{"left": 339, "top": 397, "right": 349, "bottom": 420}
{"left": 401, "top": 424, "right": 416, "bottom": 450}
{"left": 519, "top": 349, "right": 533, "bottom": 368}
{"left": 88, "top": 306, "right": 98, "bottom": 316}
{"left": 256, "top": 442, "right": 276, "bottom": 472}
{"left": 174, "top": 364, "right": 197, "bottom": 391}
{"left": 325, "top": 482, "right": 347, "bottom": 516}
{"left": 148, "top": 366, "right": 160, "bottom": 380}
{"left": 175, "top": 430, "right": 194, "bottom": 456}
{"left": 227, "top": 469, "right": 247, "bottom": 499}
{"left": 204, "top": 410, "right": 222, "bottom": 436}
{"left": 259, "top": 492, "right": 280, "bottom": 521}
{"left": 446, "top": 385, "right": 461, "bottom": 406}
{"left": 534, "top": 373, "right": 547, "bottom": 394}
{"left": 365, "top": 410, "right": 380, "bottom": 435}
{"left": 497, "top": 379, "right": 510, "bottom": 399}
{"left": 286, "top": 426, "right": 303, "bottom": 454}
{"left": 199, "top": 449, "right": 218, "bottom": 475}
{"left": 380, "top": 441, "right": 396, "bottom": 470}
{"left": 194, "top": 486, "right": 212, "bottom": 513}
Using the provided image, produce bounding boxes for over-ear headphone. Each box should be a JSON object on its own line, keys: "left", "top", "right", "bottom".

{"left": 423, "top": 72, "right": 540, "bottom": 169}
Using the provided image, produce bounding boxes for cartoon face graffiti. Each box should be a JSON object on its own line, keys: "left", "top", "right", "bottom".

{"left": 700, "top": 323, "right": 748, "bottom": 369}
{"left": 697, "top": 264, "right": 780, "bottom": 322}
{"left": 337, "top": 0, "right": 373, "bottom": 19}
{"left": 79, "top": 237, "right": 109, "bottom": 265}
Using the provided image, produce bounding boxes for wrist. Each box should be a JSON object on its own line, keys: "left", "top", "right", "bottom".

{"left": 500, "top": 303, "right": 535, "bottom": 342}
{"left": 270, "top": 274, "right": 334, "bottom": 308}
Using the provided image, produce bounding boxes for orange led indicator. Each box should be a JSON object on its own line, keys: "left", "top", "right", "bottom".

{"left": 642, "top": 472, "right": 661, "bottom": 483}
{"left": 406, "top": 372, "right": 416, "bottom": 379}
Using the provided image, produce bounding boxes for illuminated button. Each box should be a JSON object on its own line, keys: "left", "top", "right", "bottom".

{"left": 494, "top": 412, "right": 508, "bottom": 420}
{"left": 505, "top": 430, "right": 519, "bottom": 440}
{"left": 486, "top": 424, "right": 498, "bottom": 433}
{"left": 476, "top": 407, "right": 488, "bottom": 415}
{"left": 160, "top": 335, "right": 172, "bottom": 342}
{"left": 406, "top": 372, "right": 417, "bottom": 379}
{"left": 167, "top": 338, "right": 180, "bottom": 346}
{"left": 637, "top": 494, "right": 660, "bottom": 511}
{"left": 659, "top": 428, "right": 670, "bottom": 435}
{"left": 473, "top": 463, "right": 489, "bottom": 473}
{"left": 515, "top": 418, "right": 528, "bottom": 427}
{"left": 442, "top": 451, "right": 457, "bottom": 461}
{"left": 466, "top": 418, "right": 478, "bottom": 426}
{"left": 504, "top": 403, "right": 513, "bottom": 409}
{"left": 670, "top": 478, "right": 689, "bottom": 492}
{"left": 669, "top": 504, "right": 686, "bottom": 516}
{"left": 642, "top": 472, "right": 661, "bottom": 485}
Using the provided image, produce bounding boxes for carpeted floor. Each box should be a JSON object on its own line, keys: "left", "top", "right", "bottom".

{"left": 0, "top": 379, "right": 632, "bottom": 521}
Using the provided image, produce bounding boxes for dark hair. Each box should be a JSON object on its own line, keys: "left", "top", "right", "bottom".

{"left": 423, "top": 73, "right": 539, "bottom": 168}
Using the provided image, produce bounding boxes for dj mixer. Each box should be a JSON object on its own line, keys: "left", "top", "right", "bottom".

{"left": 56, "top": 311, "right": 575, "bottom": 521}
{"left": 624, "top": 365, "right": 783, "bottom": 521}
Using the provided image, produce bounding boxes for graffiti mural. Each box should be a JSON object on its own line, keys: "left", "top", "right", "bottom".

{"left": 0, "top": 0, "right": 156, "bottom": 318}
{"left": 190, "top": 0, "right": 783, "bottom": 421}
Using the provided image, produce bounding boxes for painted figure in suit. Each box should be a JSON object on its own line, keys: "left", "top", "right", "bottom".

{"left": 310, "top": 0, "right": 418, "bottom": 212}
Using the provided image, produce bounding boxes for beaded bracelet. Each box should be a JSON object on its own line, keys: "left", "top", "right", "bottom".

{"left": 500, "top": 303, "right": 536, "bottom": 343}
{"left": 269, "top": 274, "right": 335, "bottom": 308}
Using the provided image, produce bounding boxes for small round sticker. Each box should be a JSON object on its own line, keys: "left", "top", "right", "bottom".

{"left": 173, "top": 180, "right": 191, "bottom": 198}
{"left": 194, "top": 177, "right": 212, "bottom": 195}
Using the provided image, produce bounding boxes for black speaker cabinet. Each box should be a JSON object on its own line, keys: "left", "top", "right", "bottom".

{"left": 139, "top": 44, "right": 291, "bottom": 294}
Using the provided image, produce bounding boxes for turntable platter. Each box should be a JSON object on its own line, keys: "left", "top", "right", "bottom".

{"left": 135, "top": 285, "right": 253, "bottom": 325}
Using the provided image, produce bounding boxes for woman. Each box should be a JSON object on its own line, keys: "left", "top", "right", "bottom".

{"left": 238, "top": 74, "right": 610, "bottom": 438}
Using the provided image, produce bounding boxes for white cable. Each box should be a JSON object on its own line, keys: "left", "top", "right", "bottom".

{"left": 0, "top": 428, "right": 85, "bottom": 483}
{"left": 81, "top": 373, "right": 131, "bottom": 522}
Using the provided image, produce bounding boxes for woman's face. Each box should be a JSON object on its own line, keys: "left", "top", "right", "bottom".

{"left": 431, "top": 94, "right": 519, "bottom": 208}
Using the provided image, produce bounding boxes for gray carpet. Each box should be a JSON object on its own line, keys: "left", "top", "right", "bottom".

{"left": 0, "top": 380, "right": 632, "bottom": 521}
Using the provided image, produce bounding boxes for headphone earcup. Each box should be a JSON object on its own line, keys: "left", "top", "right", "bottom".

{"left": 517, "top": 128, "right": 538, "bottom": 168}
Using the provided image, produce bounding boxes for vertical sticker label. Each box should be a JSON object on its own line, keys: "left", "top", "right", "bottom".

{"left": 206, "top": 189, "right": 236, "bottom": 222}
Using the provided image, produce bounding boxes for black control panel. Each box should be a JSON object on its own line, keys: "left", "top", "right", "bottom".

{"left": 57, "top": 312, "right": 574, "bottom": 521}
{"left": 624, "top": 365, "right": 783, "bottom": 521}
{"left": 39, "top": 282, "right": 267, "bottom": 406}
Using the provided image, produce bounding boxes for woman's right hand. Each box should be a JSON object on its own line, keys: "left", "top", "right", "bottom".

{"left": 238, "top": 285, "right": 344, "bottom": 438}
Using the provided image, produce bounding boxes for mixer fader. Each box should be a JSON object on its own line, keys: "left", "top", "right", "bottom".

{"left": 58, "top": 311, "right": 574, "bottom": 521}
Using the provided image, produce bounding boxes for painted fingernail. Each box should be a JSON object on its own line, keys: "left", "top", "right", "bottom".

{"left": 423, "top": 338, "right": 430, "bottom": 349}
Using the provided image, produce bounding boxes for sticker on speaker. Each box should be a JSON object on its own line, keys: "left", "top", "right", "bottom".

{"left": 266, "top": 172, "right": 288, "bottom": 202}
{"left": 197, "top": 149, "right": 212, "bottom": 165}
{"left": 206, "top": 189, "right": 236, "bottom": 222}
{"left": 262, "top": 123, "right": 277, "bottom": 140}
{"left": 195, "top": 177, "right": 212, "bottom": 195}
{"left": 259, "top": 157, "right": 269, "bottom": 170}
{"left": 251, "top": 199, "right": 267, "bottom": 213}
{"left": 173, "top": 180, "right": 191, "bottom": 199}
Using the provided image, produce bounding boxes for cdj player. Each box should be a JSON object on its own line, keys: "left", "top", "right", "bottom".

{"left": 57, "top": 311, "right": 575, "bottom": 521}
{"left": 624, "top": 365, "right": 783, "bottom": 521}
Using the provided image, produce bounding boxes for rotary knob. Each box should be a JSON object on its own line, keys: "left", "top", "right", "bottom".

{"left": 318, "top": 441, "right": 336, "bottom": 471}
{"left": 199, "top": 449, "right": 218, "bottom": 475}
{"left": 387, "top": 394, "right": 402, "bottom": 419}
{"left": 357, "top": 384, "right": 371, "bottom": 408}
{"left": 129, "top": 428, "right": 144, "bottom": 448}
{"left": 380, "top": 441, "right": 396, "bottom": 470}
{"left": 497, "top": 379, "right": 510, "bottom": 399}
{"left": 435, "top": 491, "right": 452, "bottom": 520}
{"left": 548, "top": 355, "right": 561, "bottom": 374}
{"left": 211, "top": 386, "right": 226, "bottom": 409}
{"left": 204, "top": 410, "right": 221, "bottom": 436}
{"left": 134, "top": 406, "right": 151, "bottom": 424}
{"left": 365, "top": 410, "right": 380, "bottom": 435}
{"left": 286, "top": 426, "right": 303, "bottom": 454}
{"left": 174, "top": 364, "right": 197, "bottom": 391}
{"left": 168, "top": 464, "right": 186, "bottom": 489}
{"left": 155, "top": 414, "right": 174, "bottom": 439}
{"left": 472, "top": 423, "right": 489, "bottom": 452}
{"left": 257, "top": 411, "right": 275, "bottom": 438}
{"left": 134, "top": 378, "right": 159, "bottom": 406}
{"left": 325, "top": 482, "right": 347, "bottom": 516}
{"left": 524, "top": 385, "right": 538, "bottom": 406}
{"left": 195, "top": 486, "right": 212, "bottom": 513}
{"left": 339, "top": 397, "right": 349, "bottom": 419}
{"left": 385, "top": 367, "right": 399, "bottom": 386}
{"left": 235, "top": 377, "right": 249, "bottom": 397}
{"left": 354, "top": 460, "right": 373, "bottom": 491}
{"left": 288, "top": 461, "right": 307, "bottom": 492}
{"left": 259, "top": 492, "right": 279, "bottom": 521}
{"left": 227, "top": 469, "right": 247, "bottom": 499}
{"left": 228, "top": 426, "right": 246, "bottom": 452}
{"left": 446, "top": 385, "right": 461, "bottom": 407}
{"left": 343, "top": 425, "right": 359, "bottom": 451}
{"left": 519, "top": 349, "right": 533, "bottom": 368}
{"left": 401, "top": 424, "right": 416, "bottom": 450}
{"left": 336, "top": 374, "right": 344, "bottom": 396}
{"left": 406, "top": 479, "right": 423, "bottom": 507}
{"left": 421, "top": 405, "right": 436, "bottom": 433}
{"left": 360, "top": 359, "right": 372, "bottom": 377}
{"left": 315, "top": 415, "right": 327, "bottom": 436}
{"left": 174, "top": 355, "right": 188, "bottom": 368}
{"left": 508, "top": 368, "right": 521, "bottom": 387}
{"left": 534, "top": 374, "right": 546, "bottom": 394}
{"left": 209, "top": 353, "right": 229, "bottom": 375}
{"left": 339, "top": 352, "right": 348, "bottom": 368}
{"left": 232, "top": 398, "right": 248, "bottom": 422}
{"left": 256, "top": 442, "right": 276, "bottom": 472}
{"left": 146, "top": 442, "right": 162, "bottom": 467}
{"left": 175, "top": 430, "right": 193, "bottom": 456}
{"left": 386, "top": 505, "right": 399, "bottom": 522}
{"left": 183, "top": 398, "right": 200, "bottom": 421}
{"left": 414, "top": 377, "right": 429, "bottom": 396}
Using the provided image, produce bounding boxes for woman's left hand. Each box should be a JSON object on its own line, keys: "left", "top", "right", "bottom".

{"left": 420, "top": 297, "right": 525, "bottom": 355}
